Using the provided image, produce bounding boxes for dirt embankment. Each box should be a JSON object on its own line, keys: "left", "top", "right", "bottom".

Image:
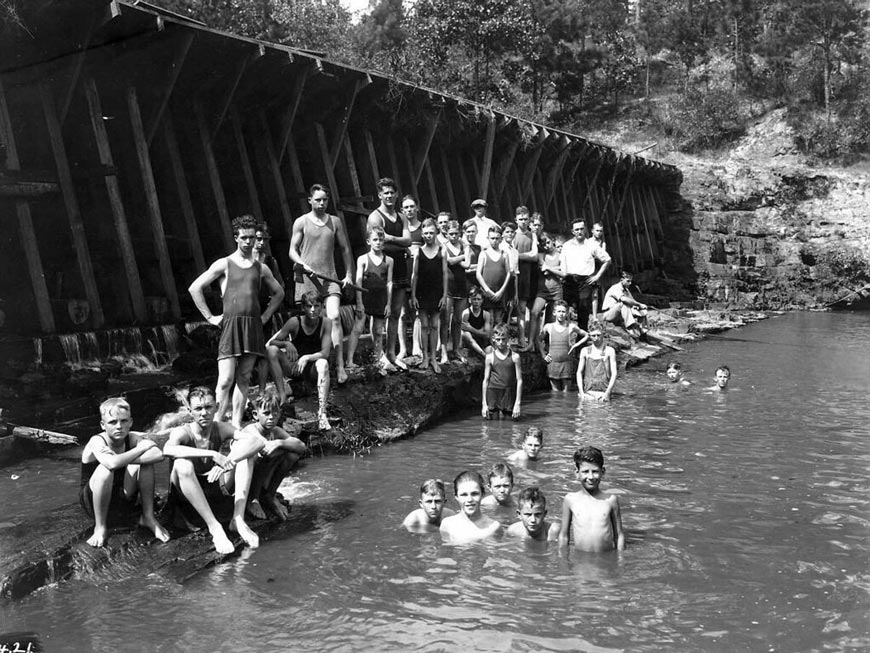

{"left": 662, "top": 110, "right": 870, "bottom": 309}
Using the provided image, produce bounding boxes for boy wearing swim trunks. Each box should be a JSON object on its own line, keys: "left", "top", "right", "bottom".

{"left": 349, "top": 225, "right": 394, "bottom": 372}
{"left": 507, "top": 487, "right": 561, "bottom": 541}
{"left": 79, "top": 398, "right": 169, "bottom": 547}
{"left": 460, "top": 286, "right": 492, "bottom": 360}
{"left": 482, "top": 323, "right": 523, "bottom": 420}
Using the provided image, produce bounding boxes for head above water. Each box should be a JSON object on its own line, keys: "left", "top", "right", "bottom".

{"left": 419, "top": 478, "right": 447, "bottom": 499}
{"left": 487, "top": 462, "right": 514, "bottom": 485}
{"left": 516, "top": 486, "right": 547, "bottom": 511}
{"left": 523, "top": 426, "right": 543, "bottom": 445}
{"left": 453, "top": 470, "right": 486, "bottom": 496}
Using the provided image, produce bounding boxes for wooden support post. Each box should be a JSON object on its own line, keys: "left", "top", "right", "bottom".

{"left": 364, "top": 129, "right": 380, "bottom": 182}
{"left": 315, "top": 122, "right": 344, "bottom": 219}
{"left": 284, "top": 134, "right": 308, "bottom": 214}
{"left": 162, "top": 112, "right": 206, "bottom": 272}
{"left": 533, "top": 169, "right": 547, "bottom": 220}
{"left": 60, "top": 19, "right": 95, "bottom": 125}
{"left": 256, "top": 110, "right": 294, "bottom": 240}
{"left": 329, "top": 78, "right": 365, "bottom": 171}
{"left": 40, "top": 81, "right": 105, "bottom": 327}
{"left": 401, "top": 137, "right": 418, "bottom": 201}
{"left": 146, "top": 33, "right": 195, "bottom": 146}
{"left": 195, "top": 102, "right": 233, "bottom": 250}
{"left": 644, "top": 184, "right": 665, "bottom": 242}
{"left": 478, "top": 115, "right": 497, "bottom": 200}
{"left": 0, "top": 79, "right": 55, "bottom": 332}
{"left": 439, "top": 146, "right": 458, "bottom": 219}
{"left": 211, "top": 54, "right": 250, "bottom": 136}
{"left": 509, "top": 167, "right": 522, "bottom": 214}
{"left": 491, "top": 137, "right": 520, "bottom": 218}
{"left": 520, "top": 134, "right": 546, "bottom": 204}
{"left": 277, "top": 66, "right": 311, "bottom": 166}
{"left": 423, "top": 160, "right": 439, "bottom": 213}
{"left": 471, "top": 156, "right": 482, "bottom": 193}
{"left": 231, "top": 110, "right": 264, "bottom": 222}
{"left": 84, "top": 78, "right": 147, "bottom": 323}
{"left": 127, "top": 86, "right": 181, "bottom": 320}
{"left": 632, "top": 185, "right": 657, "bottom": 265}
{"left": 413, "top": 109, "right": 441, "bottom": 188}
{"left": 545, "top": 140, "right": 571, "bottom": 208}
{"left": 581, "top": 151, "right": 606, "bottom": 217}
{"left": 457, "top": 154, "right": 472, "bottom": 211}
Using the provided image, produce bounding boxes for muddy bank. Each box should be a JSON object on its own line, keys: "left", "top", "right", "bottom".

{"left": 1, "top": 308, "right": 769, "bottom": 600}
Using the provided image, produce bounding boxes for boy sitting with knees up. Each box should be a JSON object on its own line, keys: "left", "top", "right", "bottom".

{"left": 460, "top": 285, "right": 492, "bottom": 360}
{"left": 163, "top": 386, "right": 265, "bottom": 554}
{"left": 403, "top": 478, "right": 455, "bottom": 532}
{"left": 506, "top": 487, "right": 561, "bottom": 541}
{"left": 79, "top": 397, "right": 170, "bottom": 547}
{"left": 242, "top": 389, "right": 307, "bottom": 522}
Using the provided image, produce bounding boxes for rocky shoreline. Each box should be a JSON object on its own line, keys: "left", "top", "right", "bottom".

{"left": 0, "top": 306, "right": 770, "bottom": 601}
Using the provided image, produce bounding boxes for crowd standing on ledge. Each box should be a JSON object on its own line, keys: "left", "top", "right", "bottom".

{"left": 79, "top": 179, "right": 733, "bottom": 555}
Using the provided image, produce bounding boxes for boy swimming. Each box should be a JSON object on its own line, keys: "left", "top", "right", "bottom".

{"left": 440, "top": 471, "right": 502, "bottom": 543}
{"left": 506, "top": 487, "right": 560, "bottom": 541}
{"left": 667, "top": 361, "right": 691, "bottom": 386}
{"left": 403, "top": 478, "right": 455, "bottom": 531}
{"left": 559, "top": 446, "right": 625, "bottom": 552}
{"left": 480, "top": 462, "right": 516, "bottom": 512}
{"left": 507, "top": 427, "right": 544, "bottom": 465}
{"left": 707, "top": 365, "right": 731, "bottom": 391}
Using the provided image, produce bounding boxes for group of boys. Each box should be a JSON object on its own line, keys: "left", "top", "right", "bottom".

{"left": 403, "top": 428, "right": 625, "bottom": 552}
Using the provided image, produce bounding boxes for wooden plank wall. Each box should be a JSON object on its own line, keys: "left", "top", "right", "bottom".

{"left": 0, "top": 4, "right": 679, "bottom": 335}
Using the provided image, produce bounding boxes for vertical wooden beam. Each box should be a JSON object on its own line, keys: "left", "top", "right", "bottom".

{"left": 423, "top": 159, "right": 440, "bottom": 213}
{"left": 401, "top": 137, "right": 419, "bottom": 201}
{"left": 85, "top": 77, "right": 147, "bottom": 323}
{"left": 343, "top": 137, "right": 364, "bottom": 208}
{"left": 364, "top": 129, "right": 380, "bottom": 182}
{"left": 413, "top": 108, "right": 442, "bottom": 188}
{"left": 211, "top": 53, "right": 251, "bottom": 136}
{"left": 284, "top": 134, "right": 309, "bottom": 214}
{"left": 60, "top": 21, "right": 94, "bottom": 125}
{"left": 471, "top": 156, "right": 482, "bottom": 193}
{"left": 127, "top": 86, "right": 181, "bottom": 320}
{"left": 231, "top": 109, "right": 264, "bottom": 222}
{"left": 277, "top": 66, "right": 311, "bottom": 166}
{"left": 146, "top": 32, "right": 195, "bottom": 146}
{"left": 457, "top": 153, "right": 472, "bottom": 213}
{"left": 0, "top": 79, "right": 55, "bottom": 332}
{"left": 478, "top": 115, "right": 497, "bottom": 200}
{"left": 40, "top": 81, "right": 104, "bottom": 327}
{"left": 581, "top": 150, "right": 607, "bottom": 216}
{"left": 195, "top": 101, "right": 233, "bottom": 250}
{"left": 439, "top": 146, "right": 458, "bottom": 219}
{"left": 387, "top": 136, "right": 400, "bottom": 186}
{"left": 491, "top": 137, "right": 520, "bottom": 217}
{"left": 315, "top": 122, "right": 344, "bottom": 219}
{"left": 258, "top": 109, "right": 294, "bottom": 240}
{"left": 329, "top": 77, "right": 367, "bottom": 171}
{"left": 162, "top": 112, "right": 206, "bottom": 272}
{"left": 520, "top": 134, "right": 547, "bottom": 203}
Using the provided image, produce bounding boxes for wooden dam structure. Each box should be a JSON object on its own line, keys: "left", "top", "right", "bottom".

{"left": 0, "top": 0, "right": 682, "bottom": 344}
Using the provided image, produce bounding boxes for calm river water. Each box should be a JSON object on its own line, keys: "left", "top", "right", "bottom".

{"left": 1, "top": 311, "right": 868, "bottom": 652}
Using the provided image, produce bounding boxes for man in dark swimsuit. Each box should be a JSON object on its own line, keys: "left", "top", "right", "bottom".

{"left": 189, "top": 215, "right": 284, "bottom": 427}
{"left": 266, "top": 291, "right": 334, "bottom": 431}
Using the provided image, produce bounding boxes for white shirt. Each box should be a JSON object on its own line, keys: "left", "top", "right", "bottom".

{"left": 472, "top": 216, "right": 500, "bottom": 249}
{"left": 559, "top": 238, "right": 610, "bottom": 276}
{"left": 602, "top": 281, "right": 632, "bottom": 311}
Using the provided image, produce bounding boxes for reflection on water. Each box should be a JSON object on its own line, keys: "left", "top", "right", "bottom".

{"left": 2, "top": 312, "right": 869, "bottom": 652}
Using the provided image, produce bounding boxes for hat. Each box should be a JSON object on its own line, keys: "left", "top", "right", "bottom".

{"left": 471, "top": 198, "right": 487, "bottom": 208}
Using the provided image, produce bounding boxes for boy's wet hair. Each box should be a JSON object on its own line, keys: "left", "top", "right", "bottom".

{"left": 308, "top": 183, "right": 329, "bottom": 197}
{"left": 419, "top": 479, "right": 446, "bottom": 499}
{"left": 488, "top": 225, "right": 503, "bottom": 235}
{"left": 573, "top": 446, "right": 605, "bottom": 469}
{"left": 367, "top": 225, "right": 385, "bottom": 239}
{"left": 467, "top": 285, "right": 483, "bottom": 299}
{"left": 421, "top": 217, "right": 438, "bottom": 230}
{"left": 253, "top": 387, "right": 282, "bottom": 413}
{"left": 401, "top": 194, "right": 417, "bottom": 206}
{"left": 462, "top": 218, "right": 477, "bottom": 232}
{"left": 188, "top": 385, "right": 216, "bottom": 404}
{"left": 231, "top": 214, "right": 258, "bottom": 235}
{"left": 587, "top": 319, "right": 604, "bottom": 333}
{"left": 515, "top": 205, "right": 530, "bottom": 216}
{"left": 453, "top": 470, "right": 486, "bottom": 496}
{"left": 446, "top": 219, "right": 461, "bottom": 233}
{"left": 553, "top": 299, "right": 568, "bottom": 311}
{"left": 491, "top": 323, "right": 510, "bottom": 340}
{"left": 667, "top": 361, "right": 682, "bottom": 372}
{"left": 487, "top": 462, "right": 514, "bottom": 484}
{"left": 376, "top": 177, "right": 397, "bottom": 192}
{"left": 438, "top": 211, "right": 452, "bottom": 220}
{"left": 715, "top": 365, "right": 731, "bottom": 375}
{"left": 502, "top": 221, "right": 517, "bottom": 232}
{"left": 100, "top": 397, "right": 131, "bottom": 420}
{"left": 300, "top": 290, "right": 323, "bottom": 307}
{"left": 517, "top": 486, "right": 547, "bottom": 509}
{"left": 523, "top": 426, "right": 543, "bottom": 443}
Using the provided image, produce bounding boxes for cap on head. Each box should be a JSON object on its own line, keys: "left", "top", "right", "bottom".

{"left": 471, "top": 199, "right": 487, "bottom": 208}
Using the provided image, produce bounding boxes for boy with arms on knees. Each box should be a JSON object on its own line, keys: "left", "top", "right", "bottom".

{"left": 507, "top": 487, "right": 560, "bottom": 541}
{"left": 481, "top": 462, "right": 516, "bottom": 513}
{"left": 559, "top": 446, "right": 625, "bottom": 552}
{"left": 266, "top": 291, "right": 334, "bottom": 431}
{"left": 576, "top": 321, "right": 617, "bottom": 402}
{"left": 163, "top": 387, "right": 265, "bottom": 553}
{"left": 482, "top": 323, "right": 523, "bottom": 420}
{"left": 80, "top": 398, "right": 169, "bottom": 547}
{"left": 243, "top": 389, "right": 307, "bottom": 521}
{"left": 440, "top": 471, "right": 502, "bottom": 543}
{"left": 403, "top": 478, "right": 455, "bottom": 531}
{"left": 507, "top": 427, "right": 544, "bottom": 465}
{"left": 460, "top": 285, "right": 492, "bottom": 359}
{"left": 349, "top": 226, "right": 394, "bottom": 372}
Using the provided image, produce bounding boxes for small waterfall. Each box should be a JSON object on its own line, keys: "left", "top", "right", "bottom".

{"left": 51, "top": 325, "right": 180, "bottom": 372}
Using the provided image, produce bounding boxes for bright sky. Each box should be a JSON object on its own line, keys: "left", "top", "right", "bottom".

{"left": 341, "top": 0, "right": 372, "bottom": 21}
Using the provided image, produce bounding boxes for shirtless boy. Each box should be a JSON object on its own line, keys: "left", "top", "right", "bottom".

{"left": 403, "top": 478, "right": 455, "bottom": 532}
{"left": 708, "top": 365, "right": 731, "bottom": 391}
{"left": 163, "top": 386, "right": 265, "bottom": 554}
{"left": 188, "top": 215, "right": 284, "bottom": 427}
{"left": 559, "top": 446, "right": 625, "bottom": 552}
{"left": 506, "top": 487, "right": 560, "bottom": 541}
{"left": 243, "top": 389, "right": 307, "bottom": 521}
{"left": 440, "top": 471, "right": 502, "bottom": 543}
{"left": 507, "top": 427, "right": 544, "bottom": 465}
{"left": 480, "top": 462, "right": 516, "bottom": 513}
{"left": 79, "top": 398, "right": 169, "bottom": 547}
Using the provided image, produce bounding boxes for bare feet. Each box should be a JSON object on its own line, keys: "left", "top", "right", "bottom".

{"left": 229, "top": 517, "right": 260, "bottom": 548}
{"left": 439, "top": 353, "right": 449, "bottom": 365}
{"left": 430, "top": 359, "right": 441, "bottom": 374}
{"left": 318, "top": 414, "right": 331, "bottom": 431}
{"left": 247, "top": 498, "right": 267, "bottom": 520}
{"left": 457, "top": 354, "right": 468, "bottom": 364}
{"left": 393, "top": 357, "right": 408, "bottom": 371}
{"left": 140, "top": 515, "right": 171, "bottom": 543}
{"left": 379, "top": 356, "right": 397, "bottom": 373}
{"left": 209, "top": 525, "right": 235, "bottom": 554}
{"left": 337, "top": 368, "right": 348, "bottom": 385}
{"left": 86, "top": 527, "right": 108, "bottom": 547}
{"left": 262, "top": 495, "right": 289, "bottom": 521}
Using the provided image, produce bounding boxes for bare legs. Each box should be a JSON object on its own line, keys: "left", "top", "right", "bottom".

{"left": 216, "top": 354, "right": 258, "bottom": 427}
{"left": 324, "top": 295, "right": 347, "bottom": 384}
{"left": 85, "top": 463, "right": 168, "bottom": 547}
{"left": 386, "top": 286, "right": 408, "bottom": 369}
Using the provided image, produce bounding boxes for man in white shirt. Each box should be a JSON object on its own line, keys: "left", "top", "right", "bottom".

{"left": 601, "top": 270, "right": 648, "bottom": 337}
{"left": 559, "top": 219, "right": 610, "bottom": 330}
{"left": 469, "top": 199, "right": 500, "bottom": 249}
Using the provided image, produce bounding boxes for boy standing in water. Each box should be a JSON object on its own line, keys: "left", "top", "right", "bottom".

{"left": 243, "top": 389, "right": 307, "bottom": 521}
{"left": 559, "top": 446, "right": 625, "bottom": 552}
{"left": 80, "top": 398, "right": 170, "bottom": 547}
{"left": 481, "top": 323, "right": 523, "bottom": 419}
{"left": 440, "top": 471, "right": 502, "bottom": 543}
{"left": 403, "top": 479, "right": 455, "bottom": 531}
{"left": 708, "top": 365, "right": 731, "bottom": 391}
{"left": 540, "top": 299, "right": 587, "bottom": 391}
{"left": 507, "top": 487, "right": 561, "bottom": 541}
{"left": 507, "top": 427, "right": 544, "bottom": 465}
{"left": 481, "top": 462, "right": 516, "bottom": 514}
{"left": 667, "top": 361, "right": 691, "bottom": 386}
{"left": 576, "top": 321, "right": 617, "bottom": 402}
